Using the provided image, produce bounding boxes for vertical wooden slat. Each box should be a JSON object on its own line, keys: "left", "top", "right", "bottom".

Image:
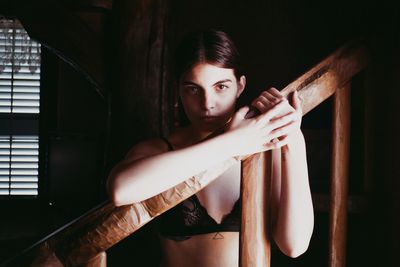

{"left": 240, "top": 152, "right": 272, "bottom": 267}
{"left": 328, "top": 83, "right": 351, "bottom": 267}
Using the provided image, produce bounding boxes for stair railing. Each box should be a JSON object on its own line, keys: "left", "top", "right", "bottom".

{"left": 2, "top": 41, "right": 368, "bottom": 267}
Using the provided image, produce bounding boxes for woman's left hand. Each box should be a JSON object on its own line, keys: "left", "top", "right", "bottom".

{"left": 251, "top": 88, "right": 303, "bottom": 143}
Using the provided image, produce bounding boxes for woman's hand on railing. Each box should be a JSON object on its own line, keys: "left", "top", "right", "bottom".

{"left": 222, "top": 99, "right": 297, "bottom": 157}
{"left": 251, "top": 88, "right": 303, "bottom": 148}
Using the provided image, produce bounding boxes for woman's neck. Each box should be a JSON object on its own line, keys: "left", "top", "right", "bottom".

{"left": 170, "top": 122, "right": 228, "bottom": 150}
{"left": 186, "top": 125, "right": 213, "bottom": 143}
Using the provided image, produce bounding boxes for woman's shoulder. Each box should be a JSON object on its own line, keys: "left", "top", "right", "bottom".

{"left": 123, "top": 127, "right": 189, "bottom": 161}
{"left": 123, "top": 137, "right": 171, "bottom": 162}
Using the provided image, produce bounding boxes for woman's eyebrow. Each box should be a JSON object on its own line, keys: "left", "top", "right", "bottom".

{"left": 182, "top": 81, "right": 201, "bottom": 87}
{"left": 182, "top": 79, "right": 232, "bottom": 87}
{"left": 212, "top": 79, "right": 232, "bottom": 86}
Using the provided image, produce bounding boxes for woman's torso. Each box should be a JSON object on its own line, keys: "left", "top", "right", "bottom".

{"left": 156, "top": 128, "right": 242, "bottom": 267}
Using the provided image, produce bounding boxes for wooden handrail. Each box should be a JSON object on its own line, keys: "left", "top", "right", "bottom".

{"left": 3, "top": 41, "right": 368, "bottom": 267}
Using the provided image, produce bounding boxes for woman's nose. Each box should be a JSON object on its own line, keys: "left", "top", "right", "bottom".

{"left": 202, "top": 92, "right": 216, "bottom": 110}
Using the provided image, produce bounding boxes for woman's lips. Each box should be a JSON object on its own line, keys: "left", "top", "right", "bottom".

{"left": 200, "top": 115, "right": 218, "bottom": 121}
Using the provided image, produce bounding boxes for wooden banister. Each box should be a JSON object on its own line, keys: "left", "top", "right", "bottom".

{"left": 4, "top": 42, "right": 368, "bottom": 267}
{"left": 328, "top": 83, "right": 351, "bottom": 267}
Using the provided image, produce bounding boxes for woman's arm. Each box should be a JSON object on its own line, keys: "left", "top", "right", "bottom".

{"left": 253, "top": 89, "right": 314, "bottom": 257}
{"left": 108, "top": 133, "right": 234, "bottom": 206}
{"left": 108, "top": 101, "right": 295, "bottom": 206}
{"left": 273, "top": 130, "right": 314, "bottom": 258}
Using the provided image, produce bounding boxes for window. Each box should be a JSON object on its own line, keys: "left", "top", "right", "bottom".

{"left": 0, "top": 17, "right": 41, "bottom": 196}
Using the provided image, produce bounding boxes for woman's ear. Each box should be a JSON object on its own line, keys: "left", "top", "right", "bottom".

{"left": 236, "top": 75, "right": 246, "bottom": 98}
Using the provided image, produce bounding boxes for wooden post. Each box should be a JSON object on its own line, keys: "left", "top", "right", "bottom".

{"left": 240, "top": 152, "right": 272, "bottom": 267}
{"left": 328, "top": 83, "right": 351, "bottom": 267}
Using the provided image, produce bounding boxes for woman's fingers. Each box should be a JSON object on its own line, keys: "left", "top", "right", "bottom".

{"left": 261, "top": 90, "right": 282, "bottom": 106}
{"left": 271, "top": 120, "right": 297, "bottom": 136}
{"left": 263, "top": 136, "right": 289, "bottom": 150}
{"left": 265, "top": 111, "right": 297, "bottom": 130}
{"left": 253, "top": 100, "right": 269, "bottom": 113}
{"left": 268, "top": 87, "right": 284, "bottom": 99}
{"left": 252, "top": 95, "right": 273, "bottom": 113}
{"left": 252, "top": 88, "right": 284, "bottom": 113}
{"left": 236, "top": 105, "right": 250, "bottom": 119}
{"left": 257, "top": 100, "right": 291, "bottom": 123}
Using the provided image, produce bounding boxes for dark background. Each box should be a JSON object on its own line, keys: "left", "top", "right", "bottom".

{"left": 0, "top": 0, "right": 399, "bottom": 266}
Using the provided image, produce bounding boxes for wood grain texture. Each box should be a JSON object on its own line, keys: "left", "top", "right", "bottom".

{"left": 107, "top": 0, "right": 171, "bottom": 163}
{"left": 240, "top": 152, "right": 272, "bottom": 267}
{"left": 81, "top": 252, "right": 107, "bottom": 267}
{"left": 328, "top": 83, "right": 351, "bottom": 267}
{"left": 280, "top": 42, "right": 368, "bottom": 115}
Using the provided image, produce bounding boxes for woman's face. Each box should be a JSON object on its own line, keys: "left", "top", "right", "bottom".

{"left": 179, "top": 63, "right": 246, "bottom": 133}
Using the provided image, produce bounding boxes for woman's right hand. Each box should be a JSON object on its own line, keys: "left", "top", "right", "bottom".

{"left": 224, "top": 99, "right": 298, "bottom": 157}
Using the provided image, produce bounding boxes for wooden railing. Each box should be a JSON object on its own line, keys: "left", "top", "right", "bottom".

{"left": 240, "top": 41, "right": 368, "bottom": 267}
{"left": 2, "top": 41, "right": 368, "bottom": 267}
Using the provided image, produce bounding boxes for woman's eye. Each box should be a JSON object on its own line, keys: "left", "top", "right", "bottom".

{"left": 217, "top": 84, "right": 228, "bottom": 90}
{"left": 187, "top": 87, "right": 199, "bottom": 94}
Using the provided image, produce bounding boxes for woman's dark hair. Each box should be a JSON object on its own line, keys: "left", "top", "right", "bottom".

{"left": 174, "top": 29, "right": 243, "bottom": 81}
{"left": 173, "top": 29, "right": 243, "bottom": 127}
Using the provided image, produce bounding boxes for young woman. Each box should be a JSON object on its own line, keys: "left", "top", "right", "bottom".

{"left": 107, "top": 29, "right": 314, "bottom": 267}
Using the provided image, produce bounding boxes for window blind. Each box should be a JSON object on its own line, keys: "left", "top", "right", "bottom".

{"left": 0, "top": 20, "right": 41, "bottom": 114}
{"left": 0, "top": 17, "right": 40, "bottom": 196}
{"left": 0, "top": 135, "right": 38, "bottom": 195}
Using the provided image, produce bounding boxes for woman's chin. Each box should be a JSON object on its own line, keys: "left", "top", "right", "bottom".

{"left": 195, "top": 122, "right": 224, "bottom": 134}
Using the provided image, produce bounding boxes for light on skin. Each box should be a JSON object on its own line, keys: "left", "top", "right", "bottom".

{"left": 179, "top": 62, "right": 246, "bottom": 141}
{"left": 107, "top": 61, "right": 313, "bottom": 261}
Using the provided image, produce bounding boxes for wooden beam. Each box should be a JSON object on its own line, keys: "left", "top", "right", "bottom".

{"left": 280, "top": 42, "right": 368, "bottom": 114}
{"left": 328, "top": 83, "right": 351, "bottom": 267}
{"left": 107, "top": 0, "right": 171, "bottom": 163}
{"left": 240, "top": 152, "right": 272, "bottom": 267}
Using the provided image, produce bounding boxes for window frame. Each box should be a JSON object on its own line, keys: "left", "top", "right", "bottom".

{"left": 0, "top": 17, "right": 45, "bottom": 201}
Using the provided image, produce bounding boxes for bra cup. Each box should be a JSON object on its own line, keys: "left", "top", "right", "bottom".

{"left": 157, "top": 137, "right": 241, "bottom": 237}
{"left": 182, "top": 198, "right": 196, "bottom": 212}
{"left": 192, "top": 194, "right": 241, "bottom": 225}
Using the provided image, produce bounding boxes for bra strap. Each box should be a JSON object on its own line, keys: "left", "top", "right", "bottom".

{"left": 160, "top": 136, "right": 174, "bottom": 151}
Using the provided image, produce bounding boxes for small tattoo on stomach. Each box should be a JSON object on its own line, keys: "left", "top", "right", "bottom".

{"left": 212, "top": 232, "right": 224, "bottom": 240}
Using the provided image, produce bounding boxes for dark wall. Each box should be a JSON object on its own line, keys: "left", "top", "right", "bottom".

{"left": 365, "top": 15, "right": 400, "bottom": 265}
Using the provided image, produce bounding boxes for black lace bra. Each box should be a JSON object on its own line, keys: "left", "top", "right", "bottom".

{"left": 155, "top": 137, "right": 241, "bottom": 240}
